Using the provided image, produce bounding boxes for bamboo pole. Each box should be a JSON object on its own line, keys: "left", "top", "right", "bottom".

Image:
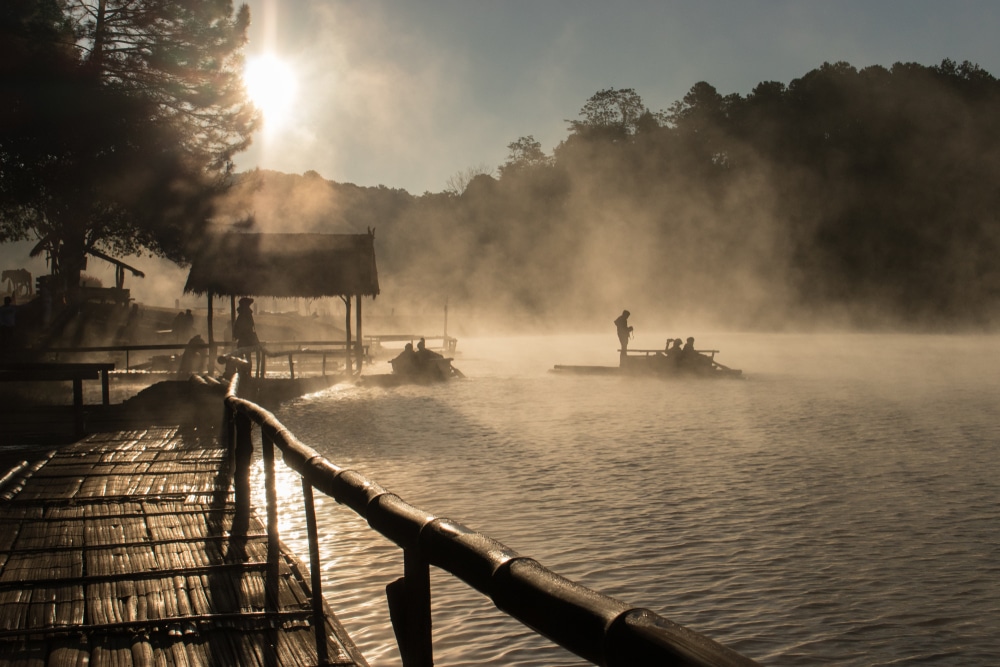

{"left": 355, "top": 294, "right": 363, "bottom": 369}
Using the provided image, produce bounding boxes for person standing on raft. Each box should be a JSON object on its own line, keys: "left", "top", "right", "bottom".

{"left": 614, "top": 310, "right": 633, "bottom": 366}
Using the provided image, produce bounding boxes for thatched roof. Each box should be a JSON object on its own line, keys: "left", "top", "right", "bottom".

{"left": 183, "top": 232, "right": 379, "bottom": 298}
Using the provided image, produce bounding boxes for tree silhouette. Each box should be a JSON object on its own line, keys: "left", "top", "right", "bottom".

{"left": 0, "top": 0, "right": 257, "bottom": 293}
{"left": 567, "top": 87, "right": 649, "bottom": 141}
{"left": 498, "top": 136, "right": 550, "bottom": 178}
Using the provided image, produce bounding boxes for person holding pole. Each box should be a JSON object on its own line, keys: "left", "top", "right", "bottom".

{"left": 614, "top": 309, "right": 632, "bottom": 366}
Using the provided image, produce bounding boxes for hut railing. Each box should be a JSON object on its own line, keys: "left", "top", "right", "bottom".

{"left": 43, "top": 339, "right": 367, "bottom": 375}
{"left": 221, "top": 363, "right": 759, "bottom": 667}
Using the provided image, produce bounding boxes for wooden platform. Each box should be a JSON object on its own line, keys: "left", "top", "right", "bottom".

{"left": 0, "top": 427, "right": 368, "bottom": 666}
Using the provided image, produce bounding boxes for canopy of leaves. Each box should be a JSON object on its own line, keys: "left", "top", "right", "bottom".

{"left": 0, "top": 0, "right": 257, "bottom": 288}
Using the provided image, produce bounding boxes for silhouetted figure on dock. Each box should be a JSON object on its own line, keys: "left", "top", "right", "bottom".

{"left": 178, "top": 334, "right": 206, "bottom": 377}
{"left": 172, "top": 308, "right": 194, "bottom": 342}
{"left": 233, "top": 297, "right": 259, "bottom": 371}
{"left": 614, "top": 310, "right": 632, "bottom": 365}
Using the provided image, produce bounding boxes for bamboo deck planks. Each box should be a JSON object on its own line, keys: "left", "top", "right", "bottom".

{"left": 0, "top": 427, "right": 367, "bottom": 666}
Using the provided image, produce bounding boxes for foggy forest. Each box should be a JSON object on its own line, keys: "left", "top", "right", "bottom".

{"left": 221, "top": 59, "right": 1000, "bottom": 333}
{"left": 5, "top": 6, "right": 1000, "bottom": 337}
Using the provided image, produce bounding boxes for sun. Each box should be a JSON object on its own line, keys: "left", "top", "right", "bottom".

{"left": 244, "top": 54, "right": 298, "bottom": 131}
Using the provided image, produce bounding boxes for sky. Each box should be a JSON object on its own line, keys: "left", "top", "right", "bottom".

{"left": 235, "top": 0, "right": 1000, "bottom": 195}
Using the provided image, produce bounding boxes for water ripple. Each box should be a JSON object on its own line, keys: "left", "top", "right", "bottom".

{"left": 270, "top": 333, "right": 1000, "bottom": 666}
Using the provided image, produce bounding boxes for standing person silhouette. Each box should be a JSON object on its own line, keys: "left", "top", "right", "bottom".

{"left": 233, "top": 297, "right": 260, "bottom": 373}
{"left": 614, "top": 310, "right": 632, "bottom": 366}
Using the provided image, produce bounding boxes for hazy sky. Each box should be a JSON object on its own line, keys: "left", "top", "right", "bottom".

{"left": 235, "top": 0, "right": 1000, "bottom": 194}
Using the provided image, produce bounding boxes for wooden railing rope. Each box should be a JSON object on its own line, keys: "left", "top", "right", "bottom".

{"left": 221, "top": 362, "right": 760, "bottom": 667}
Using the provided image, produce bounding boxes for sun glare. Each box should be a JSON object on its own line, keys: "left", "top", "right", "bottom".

{"left": 244, "top": 54, "right": 298, "bottom": 131}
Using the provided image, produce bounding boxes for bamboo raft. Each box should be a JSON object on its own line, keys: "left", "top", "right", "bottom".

{"left": 0, "top": 427, "right": 367, "bottom": 666}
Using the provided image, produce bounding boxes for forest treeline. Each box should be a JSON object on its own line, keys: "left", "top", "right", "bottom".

{"left": 233, "top": 60, "right": 1000, "bottom": 332}
{"left": 6, "top": 6, "right": 997, "bottom": 335}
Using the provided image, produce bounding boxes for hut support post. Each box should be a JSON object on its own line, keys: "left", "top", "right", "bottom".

{"left": 207, "top": 292, "right": 215, "bottom": 373}
{"left": 343, "top": 296, "right": 352, "bottom": 374}
{"left": 355, "top": 294, "right": 363, "bottom": 369}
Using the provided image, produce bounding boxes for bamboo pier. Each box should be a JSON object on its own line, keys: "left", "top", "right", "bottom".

{"left": 0, "top": 426, "right": 367, "bottom": 666}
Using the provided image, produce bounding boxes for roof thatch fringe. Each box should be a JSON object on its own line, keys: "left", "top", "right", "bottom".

{"left": 183, "top": 231, "right": 379, "bottom": 299}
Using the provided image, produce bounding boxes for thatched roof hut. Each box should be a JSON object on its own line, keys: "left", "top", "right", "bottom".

{"left": 183, "top": 231, "right": 379, "bottom": 299}
{"left": 182, "top": 231, "right": 379, "bottom": 372}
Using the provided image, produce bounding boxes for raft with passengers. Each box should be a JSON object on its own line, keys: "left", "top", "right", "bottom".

{"left": 552, "top": 310, "right": 744, "bottom": 379}
{"left": 387, "top": 337, "right": 463, "bottom": 382}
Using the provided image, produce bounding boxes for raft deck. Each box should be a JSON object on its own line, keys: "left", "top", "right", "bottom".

{"left": 0, "top": 427, "right": 367, "bottom": 666}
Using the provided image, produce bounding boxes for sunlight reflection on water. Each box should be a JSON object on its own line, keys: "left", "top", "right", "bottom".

{"left": 255, "top": 333, "right": 1000, "bottom": 666}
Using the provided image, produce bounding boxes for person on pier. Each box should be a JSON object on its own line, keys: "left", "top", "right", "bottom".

{"left": 233, "top": 297, "right": 260, "bottom": 372}
{"left": 172, "top": 308, "right": 194, "bottom": 343}
{"left": 177, "top": 335, "right": 206, "bottom": 377}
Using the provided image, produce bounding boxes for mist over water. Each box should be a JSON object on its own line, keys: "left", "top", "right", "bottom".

{"left": 260, "top": 333, "right": 1000, "bottom": 666}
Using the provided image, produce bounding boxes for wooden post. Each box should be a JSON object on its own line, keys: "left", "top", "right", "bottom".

{"left": 261, "top": 430, "right": 280, "bottom": 613}
{"left": 386, "top": 548, "right": 433, "bottom": 667}
{"left": 101, "top": 368, "right": 110, "bottom": 406}
{"left": 207, "top": 292, "right": 215, "bottom": 372}
{"left": 233, "top": 410, "right": 253, "bottom": 531}
{"left": 344, "top": 296, "right": 352, "bottom": 374}
{"left": 355, "top": 293, "right": 363, "bottom": 369}
{"left": 302, "top": 480, "right": 330, "bottom": 665}
{"left": 230, "top": 295, "right": 236, "bottom": 343}
{"left": 73, "top": 377, "right": 84, "bottom": 437}
{"left": 207, "top": 293, "right": 214, "bottom": 344}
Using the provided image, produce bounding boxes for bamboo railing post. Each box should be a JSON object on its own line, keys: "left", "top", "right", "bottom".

{"left": 72, "top": 378, "right": 84, "bottom": 437}
{"left": 261, "top": 430, "right": 280, "bottom": 613}
{"left": 302, "top": 480, "right": 330, "bottom": 665}
{"left": 221, "top": 400, "right": 233, "bottom": 456}
{"left": 386, "top": 548, "right": 433, "bottom": 667}
{"left": 233, "top": 410, "right": 253, "bottom": 531}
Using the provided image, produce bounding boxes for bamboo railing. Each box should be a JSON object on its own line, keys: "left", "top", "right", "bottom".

{"left": 220, "top": 361, "right": 760, "bottom": 667}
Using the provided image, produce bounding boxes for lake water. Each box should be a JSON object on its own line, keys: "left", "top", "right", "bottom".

{"left": 259, "top": 333, "right": 1000, "bottom": 666}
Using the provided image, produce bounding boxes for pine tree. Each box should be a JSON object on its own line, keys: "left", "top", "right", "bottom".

{"left": 0, "top": 0, "right": 259, "bottom": 292}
